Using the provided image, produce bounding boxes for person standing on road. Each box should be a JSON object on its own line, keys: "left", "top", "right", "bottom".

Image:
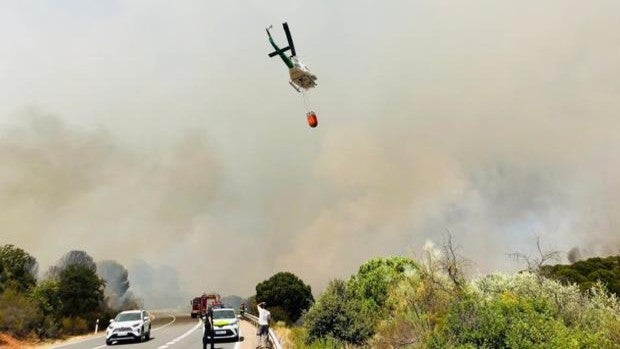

{"left": 256, "top": 302, "right": 270, "bottom": 349}
{"left": 203, "top": 306, "right": 215, "bottom": 349}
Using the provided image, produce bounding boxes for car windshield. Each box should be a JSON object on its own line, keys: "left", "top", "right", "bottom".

{"left": 116, "top": 312, "right": 141, "bottom": 322}
{"left": 213, "top": 310, "right": 235, "bottom": 319}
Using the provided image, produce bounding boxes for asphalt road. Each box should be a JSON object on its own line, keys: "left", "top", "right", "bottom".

{"left": 52, "top": 313, "right": 249, "bottom": 349}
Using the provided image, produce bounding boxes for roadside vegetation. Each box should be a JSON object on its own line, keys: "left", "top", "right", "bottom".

{"left": 249, "top": 271, "right": 315, "bottom": 325}
{"left": 0, "top": 244, "right": 140, "bottom": 343}
{"left": 265, "top": 240, "right": 620, "bottom": 348}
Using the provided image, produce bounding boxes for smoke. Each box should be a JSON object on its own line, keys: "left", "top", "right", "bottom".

{"left": 128, "top": 260, "right": 186, "bottom": 309}
{"left": 97, "top": 260, "right": 141, "bottom": 310}
{"left": 1, "top": 1, "right": 620, "bottom": 298}
{"left": 567, "top": 248, "right": 581, "bottom": 264}
{"left": 0, "top": 112, "right": 221, "bottom": 303}
{"left": 221, "top": 295, "right": 244, "bottom": 310}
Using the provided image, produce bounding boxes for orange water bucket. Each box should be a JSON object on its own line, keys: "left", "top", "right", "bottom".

{"left": 306, "top": 111, "right": 318, "bottom": 128}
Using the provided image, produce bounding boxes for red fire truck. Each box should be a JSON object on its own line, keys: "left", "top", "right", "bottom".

{"left": 190, "top": 293, "right": 222, "bottom": 318}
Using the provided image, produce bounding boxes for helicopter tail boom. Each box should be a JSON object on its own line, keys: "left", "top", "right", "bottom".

{"left": 268, "top": 47, "right": 291, "bottom": 58}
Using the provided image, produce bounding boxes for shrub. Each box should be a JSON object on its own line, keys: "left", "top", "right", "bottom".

{"left": 60, "top": 316, "right": 89, "bottom": 335}
{"left": 31, "top": 279, "right": 62, "bottom": 318}
{"left": 288, "top": 327, "right": 343, "bottom": 349}
{"left": 304, "top": 279, "right": 373, "bottom": 345}
{"left": 0, "top": 287, "right": 40, "bottom": 337}
{"left": 347, "top": 256, "right": 418, "bottom": 312}
{"left": 434, "top": 273, "right": 620, "bottom": 348}
{"left": 373, "top": 269, "right": 455, "bottom": 348}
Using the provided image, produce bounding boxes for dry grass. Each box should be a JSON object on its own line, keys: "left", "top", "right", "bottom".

{"left": 0, "top": 333, "right": 37, "bottom": 348}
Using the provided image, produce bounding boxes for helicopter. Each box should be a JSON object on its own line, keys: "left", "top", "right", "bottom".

{"left": 266, "top": 22, "right": 317, "bottom": 93}
{"left": 266, "top": 22, "right": 319, "bottom": 127}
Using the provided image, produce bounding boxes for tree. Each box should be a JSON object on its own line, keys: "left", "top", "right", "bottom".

{"left": 256, "top": 272, "right": 314, "bottom": 324}
{"left": 58, "top": 264, "right": 105, "bottom": 318}
{"left": 46, "top": 250, "right": 96, "bottom": 280}
{"left": 0, "top": 244, "right": 38, "bottom": 293}
{"left": 347, "top": 256, "right": 418, "bottom": 311}
{"left": 541, "top": 254, "right": 620, "bottom": 295}
{"left": 509, "top": 237, "right": 561, "bottom": 282}
{"left": 304, "top": 279, "right": 373, "bottom": 345}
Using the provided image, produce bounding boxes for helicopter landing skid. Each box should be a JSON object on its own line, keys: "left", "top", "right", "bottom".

{"left": 289, "top": 81, "right": 301, "bottom": 93}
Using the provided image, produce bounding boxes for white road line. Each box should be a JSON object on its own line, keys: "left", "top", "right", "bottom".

{"left": 152, "top": 313, "right": 176, "bottom": 332}
{"left": 157, "top": 319, "right": 201, "bottom": 349}
{"left": 52, "top": 334, "right": 105, "bottom": 348}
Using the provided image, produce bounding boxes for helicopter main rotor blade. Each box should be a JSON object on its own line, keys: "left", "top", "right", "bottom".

{"left": 282, "top": 22, "right": 296, "bottom": 57}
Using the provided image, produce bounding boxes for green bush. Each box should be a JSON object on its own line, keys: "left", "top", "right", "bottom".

{"left": 0, "top": 287, "right": 41, "bottom": 337}
{"left": 430, "top": 273, "right": 620, "bottom": 348}
{"left": 437, "top": 293, "right": 589, "bottom": 348}
{"left": 288, "top": 327, "right": 343, "bottom": 349}
{"left": 347, "top": 256, "right": 418, "bottom": 312}
{"left": 304, "top": 279, "right": 373, "bottom": 345}
{"left": 31, "top": 279, "right": 62, "bottom": 318}
{"left": 372, "top": 265, "right": 455, "bottom": 348}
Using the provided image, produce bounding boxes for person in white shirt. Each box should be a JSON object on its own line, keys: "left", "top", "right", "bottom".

{"left": 256, "top": 302, "right": 271, "bottom": 348}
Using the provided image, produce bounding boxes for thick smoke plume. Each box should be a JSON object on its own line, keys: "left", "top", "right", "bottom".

{"left": 567, "top": 247, "right": 583, "bottom": 264}
{"left": 128, "top": 260, "right": 186, "bottom": 309}
{"left": 97, "top": 260, "right": 141, "bottom": 310}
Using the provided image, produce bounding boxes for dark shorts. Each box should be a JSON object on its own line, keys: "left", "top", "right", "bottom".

{"left": 257, "top": 325, "right": 269, "bottom": 336}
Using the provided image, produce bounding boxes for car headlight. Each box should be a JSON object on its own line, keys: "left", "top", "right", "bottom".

{"left": 133, "top": 323, "right": 141, "bottom": 328}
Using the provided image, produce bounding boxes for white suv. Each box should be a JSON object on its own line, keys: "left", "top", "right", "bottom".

{"left": 106, "top": 310, "right": 151, "bottom": 345}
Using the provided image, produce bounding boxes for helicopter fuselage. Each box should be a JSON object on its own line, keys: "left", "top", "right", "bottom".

{"left": 289, "top": 58, "right": 317, "bottom": 90}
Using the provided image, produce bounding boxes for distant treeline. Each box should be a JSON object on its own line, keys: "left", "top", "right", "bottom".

{"left": 0, "top": 244, "right": 140, "bottom": 340}
{"left": 542, "top": 254, "right": 620, "bottom": 296}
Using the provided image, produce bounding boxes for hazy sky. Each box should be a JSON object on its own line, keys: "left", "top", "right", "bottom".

{"left": 1, "top": 1, "right": 620, "bottom": 301}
